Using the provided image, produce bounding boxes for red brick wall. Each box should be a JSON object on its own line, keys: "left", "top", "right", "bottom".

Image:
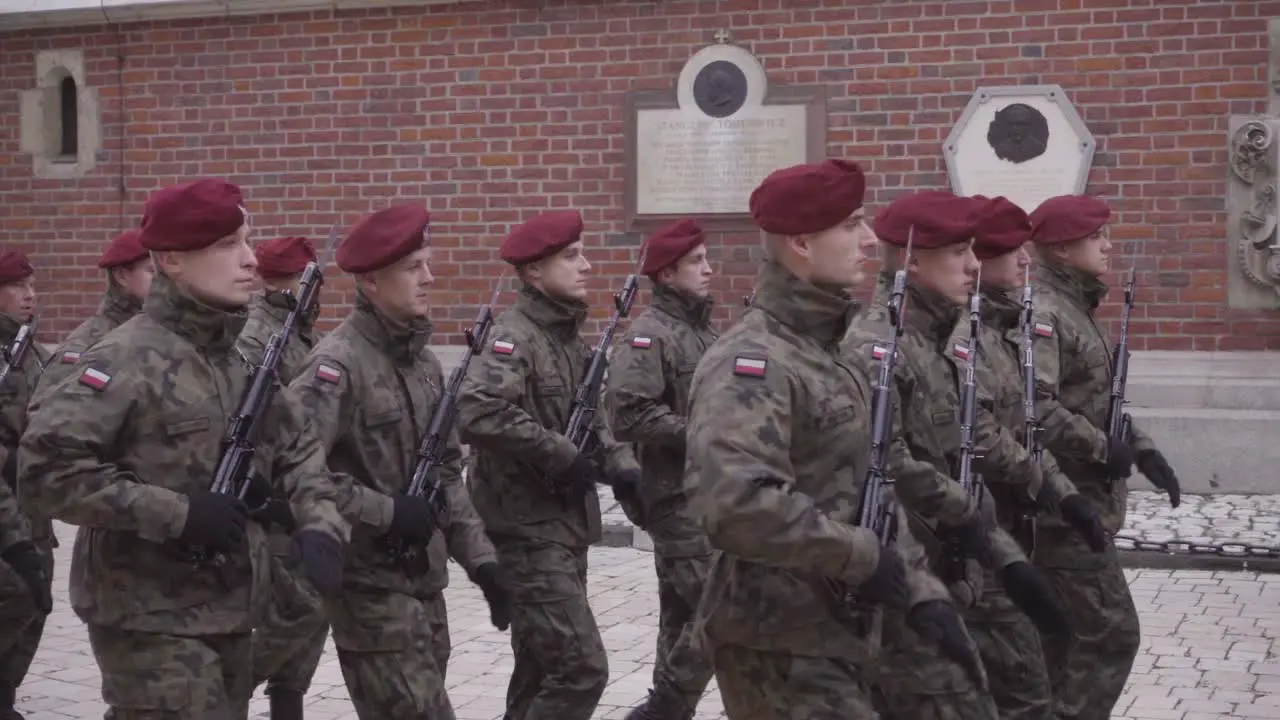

{"left": 1, "top": 0, "right": 1276, "bottom": 350}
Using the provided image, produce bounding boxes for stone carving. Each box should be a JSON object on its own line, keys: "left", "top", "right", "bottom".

{"left": 987, "top": 103, "right": 1050, "bottom": 164}
{"left": 1227, "top": 118, "right": 1280, "bottom": 294}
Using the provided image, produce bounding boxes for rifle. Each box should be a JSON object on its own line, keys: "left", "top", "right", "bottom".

{"left": 0, "top": 317, "right": 37, "bottom": 390}
{"left": 946, "top": 265, "right": 986, "bottom": 579}
{"left": 385, "top": 275, "right": 504, "bottom": 574}
{"left": 1014, "top": 264, "right": 1040, "bottom": 551}
{"left": 1106, "top": 266, "right": 1136, "bottom": 446}
{"left": 188, "top": 225, "right": 337, "bottom": 567}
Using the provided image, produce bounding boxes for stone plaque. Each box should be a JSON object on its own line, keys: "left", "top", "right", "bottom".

{"left": 943, "top": 85, "right": 1095, "bottom": 214}
{"left": 1226, "top": 114, "right": 1280, "bottom": 309}
{"left": 624, "top": 34, "right": 826, "bottom": 231}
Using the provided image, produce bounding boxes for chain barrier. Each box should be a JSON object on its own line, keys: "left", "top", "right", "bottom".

{"left": 1112, "top": 533, "right": 1280, "bottom": 559}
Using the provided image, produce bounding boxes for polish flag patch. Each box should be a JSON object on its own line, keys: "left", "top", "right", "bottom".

{"left": 872, "top": 345, "right": 892, "bottom": 360}
{"left": 79, "top": 367, "right": 111, "bottom": 391}
{"left": 492, "top": 339, "right": 515, "bottom": 355}
{"left": 1034, "top": 322, "right": 1054, "bottom": 338}
{"left": 631, "top": 336, "right": 652, "bottom": 349}
{"left": 60, "top": 350, "right": 82, "bottom": 364}
{"left": 952, "top": 344, "right": 971, "bottom": 361}
{"left": 733, "top": 356, "right": 767, "bottom": 378}
{"left": 315, "top": 364, "right": 342, "bottom": 384}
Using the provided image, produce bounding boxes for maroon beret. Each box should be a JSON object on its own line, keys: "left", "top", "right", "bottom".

{"left": 500, "top": 210, "right": 584, "bottom": 266}
{"left": 0, "top": 252, "right": 33, "bottom": 285}
{"left": 1029, "top": 195, "right": 1111, "bottom": 246}
{"left": 138, "top": 178, "right": 246, "bottom": 252}
{"left": 337, "top": 205, "right": 430, "bottom": 274}
{"left": 873, "top": 190, "right": 981, "bottom": 249}
{"left": 972, "top": 196, "right": 1032, "bottom": 260}
{"left": 256, "top": 236, "right": 317, "bottom": 279}
{"left": 641, "top": 219, "right": 705, "bottom": 275}
{"left": 749, "top": 159, "right": 867, "bottom": 235}
{"left": 98, "top": 230, "right": 149, "bottom": 269}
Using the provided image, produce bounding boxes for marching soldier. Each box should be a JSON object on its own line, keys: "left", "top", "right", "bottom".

{"left": 291, "top": 205, "right": 512, "bottom": 720}
{"left": 1027, "top": 194, "right": 1180, "bottom": 718}
{"left": 18, "top": 178, "right": 348, "bottom": 720}
{"left": 607, "top": 218, "right": 717, "bottom": 720}
{"left": 457, "top": 210, "right": 642, "bottom": 720}
{"left": 0, "top": 251, "right": 51, "bottom": 720}
{"left": 239, "top": 235, "right": 328, "bottom": 719}
{"left": 844, "top": 190, "right": 1068, "bottom": 720}
{"left": 686, "top": 159, "right": 980, "bottom": 719}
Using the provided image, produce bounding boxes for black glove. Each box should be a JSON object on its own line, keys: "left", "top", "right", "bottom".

{"left": 1103, "top": 436, "right": 1134, "bottom": 481}
{"left": 999, "top": 561, "right": 1072, "bottom": 637}
{"left": 472, "top": 562, "right": 513, "bottom": 631}
{"left": 387, "top": 494, "right": 436, "bottom": 544}
{"left": 907, "top": 600, "right": 988, "bottom": 692}
{"left": 942, "top": 513, "right": 993, "bottom": 567}
{"left": 1, "top": 540, "right": 51, "bottom": 614}
{"left": 609, "top": 469, "right": 647, "bottom": 529}
{"left": 550, "top": 454, "right": 601, "bottom": 496}
{"left": 1059, "top": 494, "right": 1108, "bottom": 553}
{"left": 178, "top": 491, "right": 248, "bottom": 553}
{"left": 288, "top": 530, "right": 344, "bottom": 594}
{"left": 855, "top": 544, "right": 908, "bottom": 610}
{"left": 1137, "top": 449, "right": 1180, "bottom": 509}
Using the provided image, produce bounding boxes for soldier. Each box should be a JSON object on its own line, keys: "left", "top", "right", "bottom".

{"left": 941, "top": 196, "right": 1111, "bottom": 719}
{"left": 457, "top": 210, "right": 642, "bottom": 720}
{"left": 844, "top": 190, "right": 1068, "bottom": 720}
{"left": 18, "top": 178, "right": 348, "bottom": 720}
{"left": 290, "top": 205, "right": 512, "bottom": 720}
{"left": 238, "top": 235, "right": 328, "bottom": 720}
{"left": 1027, "top": 194, "right": 1180, "bottom": 718}
{"left": 607, "top": 218, "right": 717, "bottom": 720}
{"left": 0, "top": 251, "right": 51, "bottom": 720}
{"left": 41, "top": 230, "right": 154, "bottom": 389}
{"left": 686, "top": 159, "right": 981, "bottom": 719}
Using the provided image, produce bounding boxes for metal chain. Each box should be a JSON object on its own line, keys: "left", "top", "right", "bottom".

{"left": 1112, "top": 533, "right": 1280, "bottom": 559}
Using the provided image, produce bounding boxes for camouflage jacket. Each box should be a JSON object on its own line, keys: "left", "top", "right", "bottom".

{"left": 457, "top": 284, "right": 639, "bottom": 549}
{"left": 40, "top": 285, "right": 142, "bottom": 392}
{"left": 1032, "top": 261, "right": 1156, "bottom": 538}
{"left": 0, "top": 313, "right": 50, "bottom": 545}
{"left": 686, "top": 261, "right": 950, "bottom": 661}
{"left": 291, "top": 293, "right": 495, "bottom": 597}
{"left": 18, "top": 272, "right": 349, "bottom": 635}
{"left": 607, "top": 283, "right": 716, "bottom": 556}
{"left": 238, "top": 290, "right": 320, "bottom": 384}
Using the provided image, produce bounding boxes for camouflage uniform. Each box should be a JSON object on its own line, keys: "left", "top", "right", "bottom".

{"left": 1030, "top": 261, "right": 1144, "bottom": 718}
{"left": 686, "top": 261, "right": 961, "bottom": 720}
{"left": 457, "top": 284, "right": 639, "bottom": 720}
{"left": 18, "top": 272, "right": 349, "bottom": 720}
{"left": 291, "top": 292, "right": 498, "bottom": 720}
{"left": 237, "top": 290, "right": 327, "bottom": 698}
{"left": 40, "top": 285, "right": 142, "bottom": 391}
{"left": 607, "top": 283, "right": 717, "bottom": 711}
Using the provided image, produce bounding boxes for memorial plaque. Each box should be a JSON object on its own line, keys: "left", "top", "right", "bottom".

{"left": 624, "top": 34, "right": 826, "bottom": 231}
{"left": 943, "top": 85, "right": 1095, "bottom": 214}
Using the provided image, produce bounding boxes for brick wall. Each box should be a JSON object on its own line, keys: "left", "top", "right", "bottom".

{"left": 1, "top": 0, "right": 1276, "bottom": 350}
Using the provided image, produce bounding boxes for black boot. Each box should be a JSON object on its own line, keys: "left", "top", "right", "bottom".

{"left": 624, "top": 684, "right": 691, "bottom": 720}
{"left": 267, "top": 688, "right": 304, "bottom": 720}
{"left": 0, "top": 686, "right": 22, "bottom": 720}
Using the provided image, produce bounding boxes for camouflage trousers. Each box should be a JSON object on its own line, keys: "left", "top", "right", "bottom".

{"left": 651, "top": 544, "right": 714, "bottom": 707}
{"left": 87, "top": 623, "right": 253, "bottom": 720}
{"left": 964, "top": 579, "right": 1053, "bottom": 720}
{"left": 1034, "top": 532, "right": 1140, "bottom": 719}
{"left": 0, "top": 537, "right": 52, "bottom": 690}
{"left": 325, "top": 589, "right": 453, "bottom": 720}
{"left": 496, "top": 537, "right": 608, "bottom": 720}
{"left": 713, "top": 644, "right": 878, "bottom": 719}
{"left": 873, "top": 606, "right": 1000, "bottom": 720}
{"left": 250, "top": 539, "right": 329, "bottom": 693}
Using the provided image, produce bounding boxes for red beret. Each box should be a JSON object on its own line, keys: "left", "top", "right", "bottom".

{"left": 749, "top": 159, "right": 866, "bottom": 235}
{"left": 337, "top": 205, "right": 430, "bottom": 274}
{"left": 0, "top": 252, "right": 33, "bottom": 285}
{"left": 972, "top": 196, "right": 1032, "bottom": 260}
{"left": 138, "top": 178, "right": 246, "bottom": 252}
{"left": 873, "top": 190, "right": 981, "bottom": 249}
{"left": 500, "top": 210, "right": 584, "bottom": 266}
{"left": 1029, "top": 195, "right": 1111, "bottom": 246}
{"left": 641, "top": 219, "right": 705, "bottom": 275}
{"left": 256, "top": 236, "right": 317, "bottom": 278}
{"left": 98, "top": 230, "right": 149, "bottom": 269}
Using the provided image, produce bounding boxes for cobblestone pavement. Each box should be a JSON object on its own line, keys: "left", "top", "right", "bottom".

{"left": 16, "top": 518, "right": 1280, "bottom": 720}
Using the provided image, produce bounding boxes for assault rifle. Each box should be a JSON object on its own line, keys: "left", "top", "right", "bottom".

{"left": 1106, "top": 266, "right": 1136, "bottom": 445}
{"left": 1014, "top": 264, "right": 1040, "bottom": 550}
{"left": 0, "top": 317, "right": 38, "bottom": 390}
{"left": 189, "top": 225, "right": 337, "bottom": 567}
{"left": 386, "top": 276, "right": 504, "bottom": 574}
{"left": 945, "top": 266, "right": 987, "bottom": 579}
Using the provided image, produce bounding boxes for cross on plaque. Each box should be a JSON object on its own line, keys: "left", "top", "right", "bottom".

{"left": 713, "top": 29, "right": 732, "bottom": 45}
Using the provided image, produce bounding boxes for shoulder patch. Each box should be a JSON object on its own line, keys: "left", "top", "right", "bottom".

{"left": 631, "top": 336, "right": 652, "bottom": 349}
{"left": 492, "top": 339, "right": 515, "bottom": 355}
{"left": 872, "top": 344, "right": 896, "bottom": 361}
{"left": 314, "top": 363, "right": 342, "bottom": 384}
{"left": 1033, "top": 322, "right": 1054, "bottom": 338}
{"left": 952, "top": 343, "right": 971, "bottom": 361}
{"left": 79, "top": 367, "right": 111, "bottom": 391}
{"left": 60, "top": 350, "right": 82, "bottom": 364}
{"left": 733, "top": 356, "right": 767, "bottom": 378}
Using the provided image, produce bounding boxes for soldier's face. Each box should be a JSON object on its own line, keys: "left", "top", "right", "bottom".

{"left": 660, "top": 244, "right": 712, "bottom": 297}
{"left": 0, "top": 276, "right": 35, "bottom": 322}
{"left": 533, "top": 241, "right": 591, "bottom": 300}
{"left": 160, "top": 225, "right": 259, "bottom": 310}
{"left": 112, "top": 256, "right": 155, "bottom": 302}
{"left": 364, "top": 247, "right": 434, "bottom": 322}
{"left": 1059, "top": 227, "right": 1112, "bottom": 277}
{"left": 803, "top": 209, "right": 877, "bottom": 288}
{"left": 911, "top": 241, "right": 979, "bottom": 304}
{"left": 980, "top": 243, "right": 1030, "bottom": 289}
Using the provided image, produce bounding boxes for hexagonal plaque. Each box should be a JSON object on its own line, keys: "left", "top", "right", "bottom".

{"left": 943, "top": 85, "right": 1095, "bottom": 214}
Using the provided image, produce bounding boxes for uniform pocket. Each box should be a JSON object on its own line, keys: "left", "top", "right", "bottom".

{"left": 102, "top": 671, "right": 193, "bottom": 711}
